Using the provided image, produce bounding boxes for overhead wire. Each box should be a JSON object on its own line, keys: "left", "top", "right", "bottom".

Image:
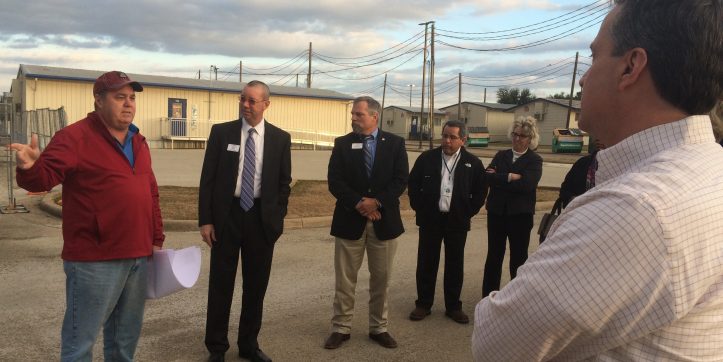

{"left": 436, "top": 12, "right": 605, "bottom": 52}
{"left": 436, "top": 0, "right": 607, "bottom": 35}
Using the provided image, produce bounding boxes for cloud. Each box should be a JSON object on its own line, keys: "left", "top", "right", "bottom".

{"left": 0, "top": 0, "right": 600, "bottom": 99}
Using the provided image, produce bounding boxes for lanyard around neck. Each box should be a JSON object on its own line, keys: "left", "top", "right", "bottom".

{"left": 442, "top": 151, "right": 460, "bottom": 180}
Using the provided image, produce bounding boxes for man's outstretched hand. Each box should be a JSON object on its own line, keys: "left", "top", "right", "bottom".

{"left": 8, "top": 134, "right": 40, "bottom": 170}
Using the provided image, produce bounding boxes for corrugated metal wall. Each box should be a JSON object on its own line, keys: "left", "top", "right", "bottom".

{"left": 19, "top": 77, "right": 352, "bottom": 148}
{"left": 513, "top": 102, "right": 570, "bottom": 146}
{"left": 487, "top": 110, "right": 514, "bottom": 142}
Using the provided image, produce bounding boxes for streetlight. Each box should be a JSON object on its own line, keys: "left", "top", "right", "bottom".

{"left": 407, "top": 84, "right": 415, "bottom": 107}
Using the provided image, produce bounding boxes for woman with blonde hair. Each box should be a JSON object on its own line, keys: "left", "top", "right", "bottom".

{"left": 482, "top": 116, "right": 543, "bottom": 297}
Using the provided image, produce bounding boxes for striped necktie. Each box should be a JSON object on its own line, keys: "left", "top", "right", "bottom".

{"left": 363, "top": 135, "right": 374, "bottom": 178}
{"left": 240, "top": 128, "right": 256, "bottom": 211}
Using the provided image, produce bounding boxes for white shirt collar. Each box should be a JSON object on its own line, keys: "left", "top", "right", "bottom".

{"left": 242, "top": 118, "right": 265, "bottom": 137}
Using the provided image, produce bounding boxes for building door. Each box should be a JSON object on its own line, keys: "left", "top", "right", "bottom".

{"left": 168, "top": 98, "right": 187, "bottom": 136}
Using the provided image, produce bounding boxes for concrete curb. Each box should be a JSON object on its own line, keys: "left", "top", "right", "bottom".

{"left": 41, "top": 192, "right": 559, "bottom": 232}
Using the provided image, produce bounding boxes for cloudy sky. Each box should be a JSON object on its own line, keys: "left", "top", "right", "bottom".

{"left": 0, "top": 0, "right": 608, "bottom": 107}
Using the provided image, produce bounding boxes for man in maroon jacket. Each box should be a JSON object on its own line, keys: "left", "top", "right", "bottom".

{"left": 9, "top": 71, "right": 164, "bottom": 362}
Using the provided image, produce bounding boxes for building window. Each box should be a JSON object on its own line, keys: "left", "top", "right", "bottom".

{"left": 168, "top": 98, "right": 187, "bottom": 119}
{"left": 387, "top": 120, "right": 394, "bottom": 126}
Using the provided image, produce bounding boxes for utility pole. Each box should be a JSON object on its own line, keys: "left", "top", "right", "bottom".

{"left": 566, "top": 51, "right": 579, "bottom": 129}
{"left": 307, "top": 42, "right": 312, "bottom": 88}
{"left": 428, "top": 21, "right": 435, "bottom": 150}
{"left": 239, "top": 61, "right": 243, "bottom": 83}
{"left": 210, "top": 65, "right": 218, "bottom": 80}
{"left": 407, "top": 84, "right": 414, "bottom": 107}
{"left": 457, "top": 72, "right": 462, "bottom": 121}
{"left": 418, "top": 21, "right": 431, "bottom": 150}
{"left": 380, "top": 73, "right": 387, "bottom": 130}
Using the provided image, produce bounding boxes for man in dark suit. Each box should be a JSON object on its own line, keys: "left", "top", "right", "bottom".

{"left": 323, "top": 96, "right": 408, "bottom": 350}
{"left": 407, "top": 120, "right": 487, "bottom": 325}
{"left": 199, "top": 80, "right": 291, "bottom": 362}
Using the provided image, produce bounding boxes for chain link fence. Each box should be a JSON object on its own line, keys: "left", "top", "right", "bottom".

{"left": 1, "top": 102, "right": 67, "bottom": 213}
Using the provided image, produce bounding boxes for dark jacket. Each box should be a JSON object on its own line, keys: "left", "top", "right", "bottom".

{"left": 408, "top": 147, "right": 487, "bottom": 231}
{"left": 16, "top": 112, "right": 165, "bottom": 261}
{"left": 485, "top": 149, "right": 543, "bottom": 215}
{"left": 198, "top": 119, "right": 292, "bottom": 243}
{"left": 559, "top": 153, "right": 595, "bottom": 208}
{"left": 328, "top": 130, "right": 408, "bottom": 240}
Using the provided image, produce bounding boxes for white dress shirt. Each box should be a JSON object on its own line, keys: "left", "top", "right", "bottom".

{"left": 234, "top": 118, "right": 265, "bottom": 198}
{"left": 472, "top": 116, "right": 723, "bottom": 361}
{"left": 439, "top": 148, "right": 461, "bottom": 212}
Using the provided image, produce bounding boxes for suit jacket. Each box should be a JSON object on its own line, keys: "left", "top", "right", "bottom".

{"left": 328, "top": 130, "right": 408, "bottom": 241}
{"left": 198, "top": 119, "right": 292, "bottom": 243}
{"left": 408, "top": 147, "right": 487, "bottom": 231}
{"left": 485, "top": 149, "right": 542, "bottom": 216}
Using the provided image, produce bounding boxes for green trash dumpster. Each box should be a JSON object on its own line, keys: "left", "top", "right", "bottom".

{"left": 466, "top": 127, "right": 490, "bottom": 147}
{"left": 551, "top": 128, "right": 584, "bottom": 153}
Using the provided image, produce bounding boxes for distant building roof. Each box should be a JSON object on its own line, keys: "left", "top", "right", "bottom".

{"left": 17, "top": 64, "right": 354, "bottom": 101}
{"left": 439, "top": 101, "right": 515, "bottom": 111}
{"left": 384, "top": 105, "right": 446, "bottom": 115}
{"left": 506, "top": 97, "right": 581, "bottom": 111}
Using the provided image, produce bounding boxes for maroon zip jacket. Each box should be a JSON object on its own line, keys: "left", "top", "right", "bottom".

{"left": 16, "top": 111, "right": 165, "bottom": 261}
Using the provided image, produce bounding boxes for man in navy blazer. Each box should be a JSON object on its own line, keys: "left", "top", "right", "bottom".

{"left": 199, "top": 80, "right": 291, "bottom": 362}
{"left": 407, "top": 120, "right": 487, "bottom": 324}
{"left": 324, "top": 96, "right": 408, "bottom": 350}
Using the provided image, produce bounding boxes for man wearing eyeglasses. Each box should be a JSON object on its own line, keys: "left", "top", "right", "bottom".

{"left": 199, "top": 80, "right": 291, "bottom": 362}
{"left": 407, "top": 120, "right": 487, "bottom": 325}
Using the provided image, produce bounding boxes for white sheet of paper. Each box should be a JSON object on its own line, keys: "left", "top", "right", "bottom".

{"left": 146, "top": 246, "right": 202, "bottom": 299}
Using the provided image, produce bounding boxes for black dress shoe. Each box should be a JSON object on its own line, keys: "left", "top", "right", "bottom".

{"left": 369, "top": 332, "right": 398, "bottom": 348}
{"left": 409, "top": 306, "right": 431, "bottom": 321}
{"left": 324, "top": 332, "right": 351, "bottom": 349}
{"left": 208, "top": 352, "right": 225, "bottom": 362}
{"left": 239, "top": 348, "right": 272, "bottom": 362}
{"left": 445, "top": 309, "right": 470, "bottom": 324}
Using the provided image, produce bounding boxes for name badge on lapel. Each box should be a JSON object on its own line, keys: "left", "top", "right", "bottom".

{"left": 351, "top": 143, "right": 363, "bottom": 150}
{"left": 227, "top": 144, "right": 240, "bottom": 152}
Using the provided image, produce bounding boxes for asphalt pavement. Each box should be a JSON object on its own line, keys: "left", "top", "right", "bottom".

{"left": 0, "top": 147, "right": 566, "bottom": 361}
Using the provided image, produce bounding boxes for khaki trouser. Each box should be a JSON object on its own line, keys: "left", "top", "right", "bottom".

{"left": 331, "top": 221, "right": 398, "bottom": 334}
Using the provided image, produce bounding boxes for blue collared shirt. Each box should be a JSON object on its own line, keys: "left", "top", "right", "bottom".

{"left": 364, "top": 128, "right": 379, "bottom": 166}
{"left": 117, "top": 124, "right": 138, "bottom": 167}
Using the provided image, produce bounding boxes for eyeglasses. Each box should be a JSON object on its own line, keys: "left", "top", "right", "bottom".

{"left": 511, "top": 132, "right": 530, "bottom": 139}
{"left": 239, "top": 95, "right": 268, "bottom": 106}
{"left": 441, "top": 134, "right": 461, "bottom": 140}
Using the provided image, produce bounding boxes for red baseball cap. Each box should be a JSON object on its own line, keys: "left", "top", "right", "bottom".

{"left": 93, "top": 71, "right": 143, "bottom": 95}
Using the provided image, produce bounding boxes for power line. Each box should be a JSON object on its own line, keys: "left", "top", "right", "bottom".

{"left": 313, "top": 29, "right": 425, "bottom": 61}
{"left": 436, "top": 14, "right": 605, "bottom": 52}
{"left": 242, "top": 50, "right": 308, "bottom": 71}
{"left": 312, "top": 49, "right": 422, "bottom": 80}
{"left": 436, "top": 0, "right": 607, "bottom": 35}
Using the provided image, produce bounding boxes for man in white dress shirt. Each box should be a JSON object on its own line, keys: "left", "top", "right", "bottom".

{"left": 472, "top": 0, "right": 723, "bottom": 360}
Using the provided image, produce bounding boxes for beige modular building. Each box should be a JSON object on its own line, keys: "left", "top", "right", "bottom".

{"left": 506, "top": 98, "right": 585, "bottom": 146}
{"left": 439, "top": 102, "right": 515, "bottom": 143}
{"left": 381, "top": 105, "right": 447, "bottom": 140}
{"left": 10, "top": 64, "right": 354, "bottom": 148}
